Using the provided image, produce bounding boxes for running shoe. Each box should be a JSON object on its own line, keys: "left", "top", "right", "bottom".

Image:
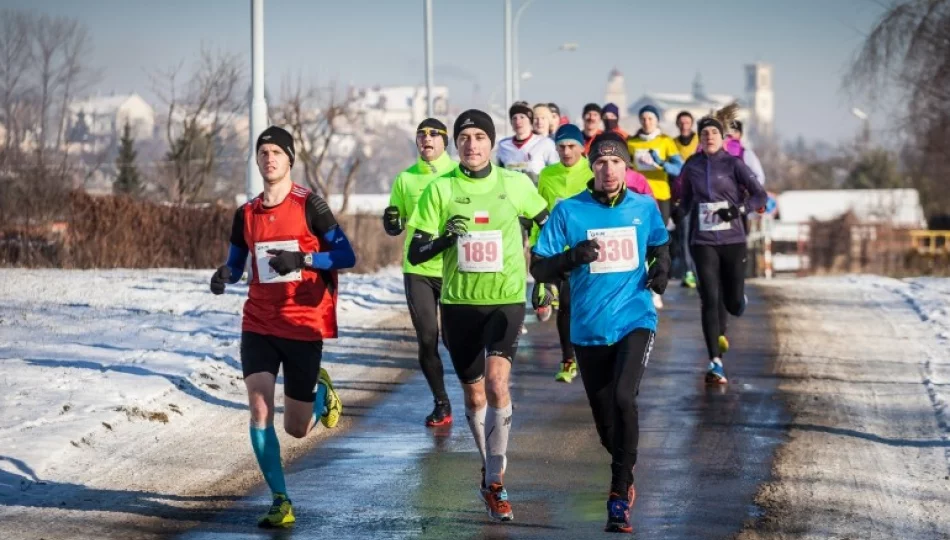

{"left": 425, "top": 399, "right": 452, "bottom": 427}
{"left": 318, "top": 368, "right": 342, "bottom": 428}
{"left": 681, "top": 271, "right": 697, "bottom": 289}
{"left": 718, "top": 335, "right": 730, "bottom": 355}
{"left": 605, "top": 492, "right": 632, "bottom": 533}
{"left": 705, "top": 359, "right": 728, "bottom": 384}
{"left": 533, "top": 283, "right": 556, "bottom": 322}
{"left": 480, "top": 482, "right": 514, "bottom": 522}
{"left": 554, "top": 358, "right": 578, "bottom": 383}
{"left": 257, "top": 493, "right": 295, "bottom": 528}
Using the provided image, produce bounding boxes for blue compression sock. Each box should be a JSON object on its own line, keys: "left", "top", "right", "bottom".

{"left": 249, "top": 425, "right": 287, "bottom": 496}
{"left": 312, "top": 382, "right": 328, "bottom": 425}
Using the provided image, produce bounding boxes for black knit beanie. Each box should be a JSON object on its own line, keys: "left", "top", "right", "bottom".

{"left": 256, "top": 126, "right": 295, "bottom": 168}
{"left": 453, "top": 109, "right": 496, "bottom": 148}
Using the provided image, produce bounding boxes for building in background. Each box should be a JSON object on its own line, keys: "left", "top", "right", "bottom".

{"left": 614, "top": 62, "right": 774, "bottom": 145}
{"left": 66, "top": 93, "right": 155, "bottom": 153}
{"left": 351, "top": 85, "right": 449, "bottom": 131}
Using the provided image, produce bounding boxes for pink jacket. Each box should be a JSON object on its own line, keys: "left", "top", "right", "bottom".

{"left": 625, "top": 169, "right": 654, "bottom": 198}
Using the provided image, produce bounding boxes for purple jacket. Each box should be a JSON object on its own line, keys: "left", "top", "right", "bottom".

{"left": 680, "top": 149, "right": 767, "bottom": 246}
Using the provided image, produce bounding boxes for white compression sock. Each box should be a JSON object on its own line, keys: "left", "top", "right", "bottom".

{"left": 485, "top": 403, "right": 513, "bottom": 485}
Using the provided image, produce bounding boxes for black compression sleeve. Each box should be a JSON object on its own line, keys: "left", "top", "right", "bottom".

{"left": 529, "top": 251, "right": 573, "bottom": 283}
{"left": 229, "top": 208, "right": 247, "bottom": 250}
{"left": 647, "top": 242, "right": 671, "bottom": 273}
{"left": 408, "top": 230, "right": 455, "bottom": 266}
{"left": 305, "top": 192, "right": 339, "bottom": 237}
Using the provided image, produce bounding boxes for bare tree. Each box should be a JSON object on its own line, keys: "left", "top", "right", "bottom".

{"left": 273, "top": 79, "right": 366, "bottom": 212}
{"left": 152, "top": 47, "right": 244, "bottom": 203}
{"left": 846, "top": 0, "right": 950, "bottom": 220}
{"left": 54, "top": 20, "right": 97, "bottom": 154}
{"left": 0, "top": 10, "right": 34, "bottom": 154}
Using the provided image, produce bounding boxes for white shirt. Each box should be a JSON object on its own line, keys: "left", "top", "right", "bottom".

{"left": 496, "top": 134, "right": 559, "bottom": 183}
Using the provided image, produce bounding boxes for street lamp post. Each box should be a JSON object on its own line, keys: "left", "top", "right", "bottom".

{"left": 504, "top": 0, "right": 513, "bottom": 129}
{"left": 247, "top": 0, "right": 268, "bottom": 200}
{"left": 851, "top": 107, "right": 870, "bottom": 149}
{"left": 511, "top": 0, "right": 536, "bottom": 102}
{"left": 424, "top": 0, "right": 435, "bottom": 118}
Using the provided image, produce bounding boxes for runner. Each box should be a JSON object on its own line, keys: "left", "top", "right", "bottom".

{"left": 531, "top": 132, "right": 670, "bottom": 534}
{"left": 407, "top": 109, "right": 550, "bottom": 523}
{"left": 532, "top": 103, "right": 554, "bottom": 138}
{"left": 626, "top": 105, "right": 683, "bottom": 309}
{"left": 626, "top": 105, "right": 683, "bottom": 224}
{"left": 209, "top": 126, "right": 354, "bottom": 528}
{"left": 601, "top": 102, "right": 629, "bottom": 139}
{"left": 548, "top": 102, "right": 566, "bottom": 134}
{"left": 581, "top": 102, "right": 604, "bottom": 153}
{"left": 497, "top": 101, "right": 559, "bottom": 183}
{"left": 673, "top": 111, "right": 699, "bottom": 289}
{"left": 531, "top": 123, "right": 591, "bottom": 383}
{"left": 384, "top": 118, "right": 458, "bottom": 427}
{"left": 725, "top": 119, "right": 766, "bottom": 185}
{"left": 679, "top": 108, "right": 767, "bottom": 384}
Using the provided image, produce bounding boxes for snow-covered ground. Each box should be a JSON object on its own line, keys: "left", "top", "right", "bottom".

{"left": 848, "top": 275, "right": 950, "bottom": 449}
{"left": 0, "top": 267, "right": 411, "bottom": 533}
{"left": 741, "top": 275, "right": 950, "bottom": 539}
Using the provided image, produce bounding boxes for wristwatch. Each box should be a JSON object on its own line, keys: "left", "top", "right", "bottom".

{"left": 303, "top": 253, "right": 313, "bottom": 267}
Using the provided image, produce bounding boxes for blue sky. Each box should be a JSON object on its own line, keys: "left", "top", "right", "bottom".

{"left": 2, "top": 0, "right": 889, "bottom": 143}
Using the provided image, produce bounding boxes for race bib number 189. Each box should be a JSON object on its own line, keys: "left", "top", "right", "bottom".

{"left": 587, "top": 227, "right": 639, "bottom": 274}
{"left": 457, "top": 230, "right": 504, "bottom": 272}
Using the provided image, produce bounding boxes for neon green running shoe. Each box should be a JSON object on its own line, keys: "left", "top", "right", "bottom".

{"left": 258, "top": 493, "right": 295, "bottom": 528}
{"left": 319, "top": 368, "right": 342, "bottom": 429}
{"left": 554, "top": 358, "right": 578, "bottom": 383}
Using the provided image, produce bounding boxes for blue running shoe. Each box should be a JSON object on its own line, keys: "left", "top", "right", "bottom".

{"left": 605, "top": 492, "right": 632, "bottom": 533}
{"left": 705, "top": 360, "right": 728, "bottom": 384}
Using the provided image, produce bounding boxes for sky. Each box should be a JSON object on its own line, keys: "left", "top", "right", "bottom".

{"left": 1, "top": 0, "right": 891, "bottom": 144}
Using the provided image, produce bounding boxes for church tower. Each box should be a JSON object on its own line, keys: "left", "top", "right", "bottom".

{"left": 605, "top": 68, "right": 627, "bottom": 114}
{"left": 744, "top": 62, "right": 774, "bottom": 140}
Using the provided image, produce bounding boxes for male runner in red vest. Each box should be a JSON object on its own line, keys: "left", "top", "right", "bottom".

{"left": 209, "top": 126, "right": 356, "bottom": 528}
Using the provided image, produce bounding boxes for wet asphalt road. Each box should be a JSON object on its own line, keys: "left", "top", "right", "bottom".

{"left": 179, "top": 285, "right": 787, "bottom": 539}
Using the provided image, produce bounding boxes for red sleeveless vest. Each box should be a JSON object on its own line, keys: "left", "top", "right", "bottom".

{"left": 242, "top": 184, "right": 338, "bottom": 341}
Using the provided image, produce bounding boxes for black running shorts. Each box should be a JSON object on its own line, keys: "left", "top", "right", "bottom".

{"left": 440, "top": 303, "right": 525, "bottom": 384}
{"left": 240, "top": 331, "right": 323, "bottom": 402}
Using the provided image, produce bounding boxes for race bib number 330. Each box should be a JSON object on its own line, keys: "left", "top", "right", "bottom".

{"left": 457, "top": 230, "right": 503, "bottom": 272}
{"left": 587, "top": 227, "right": 638, "bottom": 274}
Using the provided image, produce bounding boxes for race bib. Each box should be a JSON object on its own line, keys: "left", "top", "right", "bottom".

{"left": 587, "top": 227, "right": 639, "bottom": 274}
{"left": 255, "top": 240, "right": 302, "bottom": 283}
{"left": 699, "top": 201, "right": 732, "bottom": 232}
{"left": 633, "top": 149, "right": 659, "bottom": 171}
{"left": 457, "top": 230, "right": 504, "bottom": 272}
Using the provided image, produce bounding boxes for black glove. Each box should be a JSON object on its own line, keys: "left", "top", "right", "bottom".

{"left": 267, "top": 249, "right": 306, "bottom": 276}
{"left": 382, "top": 205, "right": 403, "bottom": 236}
{"left": 567, "top": 239, "right": 600, "bottom": 268}
{"left": 715, "top": 205, "right": 741, "bottom": 222}
{"left": 210, "top": 265, "right": 231, "bottom": 295}
{"left": 443, "top": 215, "right": 469, "bottom": 241}
{"left": 645, "top": 261, "right": 670, "bottom": 295}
